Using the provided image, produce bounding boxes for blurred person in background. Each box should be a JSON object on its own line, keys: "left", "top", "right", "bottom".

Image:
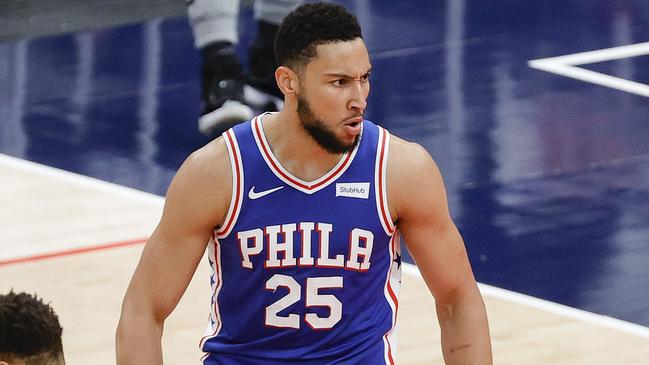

{"left": 0, "top": 290, "right": 65, "bottom": 365}
{"left": 188, "top": 0, "right": 301, "bottom": 136}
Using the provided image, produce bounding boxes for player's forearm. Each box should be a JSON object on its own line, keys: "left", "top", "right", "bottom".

{"left": 436, "top": 288, "right": 492, "bottom": 365}
{"left": 116, "top": 311, "right": 164, "bottom": 365}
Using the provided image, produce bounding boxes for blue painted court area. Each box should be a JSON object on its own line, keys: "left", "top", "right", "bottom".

{"left": 1, "top": 0, "right": 649, "bottom": 326}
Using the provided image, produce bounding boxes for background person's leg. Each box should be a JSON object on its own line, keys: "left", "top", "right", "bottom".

{"left": 245, "top": 0, "right": 301, "bottom": 108}
{"left": 188, "top": 0, "right": 253, "bottom": 136}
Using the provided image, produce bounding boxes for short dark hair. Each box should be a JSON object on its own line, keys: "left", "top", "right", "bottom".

{"left": 275, "top": 2, "right": 363, "bottom": 70}
{"left": 0, "top": 291, "right": 64, "bottom": 364}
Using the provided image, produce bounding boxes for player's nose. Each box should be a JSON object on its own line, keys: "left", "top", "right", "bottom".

{"left": 348, "top": 82, "right": 367, "bottom": 113}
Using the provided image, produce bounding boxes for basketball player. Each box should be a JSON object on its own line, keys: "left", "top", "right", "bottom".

{"left": 0, "top": 291, "right": 65, "bottom": 365}
{"left": 117, "top": 3, "right": 492, "bottom": 364}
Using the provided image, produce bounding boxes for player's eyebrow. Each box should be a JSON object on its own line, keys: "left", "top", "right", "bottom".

{"left": 325, "top": 67, "right": 372, "bottom": 79}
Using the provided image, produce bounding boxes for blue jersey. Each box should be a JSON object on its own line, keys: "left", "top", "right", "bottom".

{"left": 200, "top": 114, "right": 401, "bottom": 364}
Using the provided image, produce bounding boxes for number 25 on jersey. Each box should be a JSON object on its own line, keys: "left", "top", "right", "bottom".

{"left": 265, "top": 274, "right": 343, "bottom": 330}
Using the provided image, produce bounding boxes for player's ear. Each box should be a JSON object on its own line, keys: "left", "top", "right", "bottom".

{"left": 276, "top": 66, "right": 299, "bottom": 95}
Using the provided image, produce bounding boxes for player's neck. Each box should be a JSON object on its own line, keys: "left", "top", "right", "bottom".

{"left": 262, "top": 111, "right": 345, "bottom": 182}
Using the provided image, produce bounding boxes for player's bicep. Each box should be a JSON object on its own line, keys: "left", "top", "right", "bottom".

{"left": 392, "top": 143, "right": 477, "bottom": 304}
{"left": 123, "top": 142, "right": 231, "bottom": 320}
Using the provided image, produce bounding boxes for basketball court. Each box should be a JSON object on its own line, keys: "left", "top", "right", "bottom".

{"left": 1, "top": 0, "right": 649, "bottom": 363}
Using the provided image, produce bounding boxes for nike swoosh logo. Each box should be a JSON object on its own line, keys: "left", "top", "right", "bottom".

{"left": 248, "top": 185, "right": 284, "bottom": 200}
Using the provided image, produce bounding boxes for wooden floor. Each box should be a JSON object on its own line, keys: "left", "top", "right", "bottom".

{"left": 1, "top": 154, "right": 648, "bottom": 364}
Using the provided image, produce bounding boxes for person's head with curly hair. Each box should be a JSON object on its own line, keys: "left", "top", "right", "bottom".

{"left": 0, "top": 291, "right": 65, "bottom": 365}
{"left": 274, "top": 2, "right": 363, "bottom": 71}
{"left": 273, "top": 3, "right": 370, "bottom": 154}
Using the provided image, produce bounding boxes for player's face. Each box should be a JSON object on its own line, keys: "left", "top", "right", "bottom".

{"left": 296, "top": 38, "right": 371, "bottom": 154}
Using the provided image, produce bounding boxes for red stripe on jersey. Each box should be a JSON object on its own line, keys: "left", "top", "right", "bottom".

{"left": 386, "top": 336, "right": 395, "bottom": 365}
{"left": 382, "top": 233, "right": 399, "bottom": 365}
{"left": 378, "top": 128, "right": 395, "bottom": 234}
{"left": 211, "top": 235, "right": 223, "bottom": 334}
{"left": 199, "top": 234, "right": 223, "bottom": 350}
{"left": 217, "top": 130, "right": 242, "bottom": 236}
{"left": 253, "top": 118, "right": 354, "bottom": 191}
{"left": 386, "top": 234, "right": 399, "bottom": 311}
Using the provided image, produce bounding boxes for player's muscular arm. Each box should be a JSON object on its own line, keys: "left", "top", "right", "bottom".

{"left": 387, "top": 136, "right": 492, "bottom": 365}
{"left": 116, "top": 137, "right": 232, "bottom": 365}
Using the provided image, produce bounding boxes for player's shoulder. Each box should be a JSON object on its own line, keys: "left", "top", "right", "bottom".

{"left": 387, "top": 133, "right": 436, "bottom": 171}
{"left": 386, "top": 133, "right": 444, "bottom": 196}
{"left": 385, "top": 133, "right": 447, "bottom": 220}
{"left": 184, "top": 136, "right": 230, "bottom": 174}
{"left": 159, "top": 135, "right": 233, "bottom": 233}
{"left": 171, "top": 135, "right": 232, "bottom": 196}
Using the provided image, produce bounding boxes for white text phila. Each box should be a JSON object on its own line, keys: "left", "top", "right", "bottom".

{"left": 236, "top": 222, "right": 374, "bottom": 272}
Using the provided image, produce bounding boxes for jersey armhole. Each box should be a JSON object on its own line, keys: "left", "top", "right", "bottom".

{"left": 374, "top": 127, "right": 396, "bottom": 236}
{"left": 215, "top": 129, "right": 244, "bottom": 238}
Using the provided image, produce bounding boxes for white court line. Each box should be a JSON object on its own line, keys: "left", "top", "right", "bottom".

{"left": 3, "top": 153, "right": 649, "bottom": 339}
{"left": 403, "top": 263, "right": 649, "bottom": 339}
{"left": 0, "top": 153, "right": 164, "bottom": 207}
{"left": 528, "top": 41, "right": 649, "bottom": 97}
{"left": 532, "top": 41, "right": 649, "bottom": 65}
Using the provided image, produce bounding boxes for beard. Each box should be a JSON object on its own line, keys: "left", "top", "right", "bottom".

{"left": 296, "top": 93, "right": 360, "bottom": 154}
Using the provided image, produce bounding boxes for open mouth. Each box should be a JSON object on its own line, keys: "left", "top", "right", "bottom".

{"left": 345, "top": 116, "right": 363, "bottom": 127}
{"left": 343, "top": 117, "right": 363, "bottom": 136}
{"left": 348, "top": 120, "right": 361, "bottom": 128}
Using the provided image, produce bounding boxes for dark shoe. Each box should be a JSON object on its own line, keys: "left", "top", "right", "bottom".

{"left": 199, "top": 42, "right": 253, "bottom": 136}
